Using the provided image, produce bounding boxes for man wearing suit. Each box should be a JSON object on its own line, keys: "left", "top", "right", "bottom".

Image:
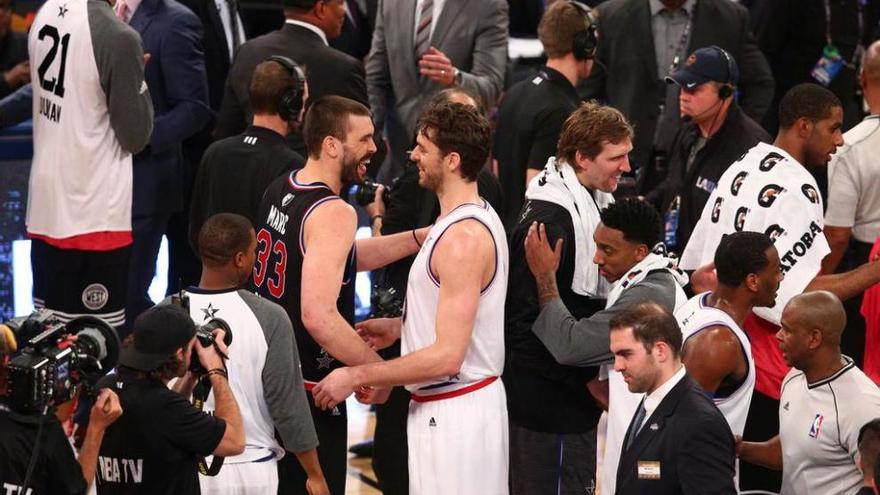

{"left": 119, "top": 0, "right": 212, "bottom": 332}
{"left": 215, "top": 0, "right": 367, "bottom": 143}
{"left": 609, "top": 303, "right": 737, "bottom": 495}
{"left": 367, "top": 0, "right": 508, "bottom": 181}
{"left": 329, "top": 0, "right": 377, "bottom": 60}
{"left": 581, "top": 0, "right": 774, "bottom": 194}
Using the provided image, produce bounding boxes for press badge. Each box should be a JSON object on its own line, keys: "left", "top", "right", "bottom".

{"left": 637, "top": 461, "right": 661, "bottom": 480}
{"left": 811, "top": 45, "right": 844, "bottom": 86}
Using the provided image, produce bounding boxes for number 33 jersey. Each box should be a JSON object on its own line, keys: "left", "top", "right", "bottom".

{"left": 253, "top": 171, "right": 356, "bottom": 382}
{"left": 27, "top": 0, "right": 152, "bottom": 248}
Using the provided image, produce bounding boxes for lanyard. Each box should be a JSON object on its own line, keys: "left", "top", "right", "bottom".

{"left": 824, "top": 0, "right": 865, "bottom": 66}
{"left": 667, "top": 17, "right": 693, "bottom": 76}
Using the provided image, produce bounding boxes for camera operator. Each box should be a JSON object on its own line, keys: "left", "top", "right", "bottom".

{"left": 0, "top": 329, "right": 123, "bottom": 494}
{"left": 95, "top": 305, "right": 245, "bottom": 494}
{"left": 185, "top": 213, "right": 329, "bottom": 495}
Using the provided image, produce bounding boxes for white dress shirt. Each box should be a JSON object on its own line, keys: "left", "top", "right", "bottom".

{"left": 413, "top": 0, "right": 447, "bottom": 41}
{"left": 638, "top": 364, "right": 687, "bottom": 432}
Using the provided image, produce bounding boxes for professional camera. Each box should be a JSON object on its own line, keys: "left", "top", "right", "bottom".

{"left": 370, "top": 285, "right": 404, "bottom": 318}
{"left": 353, "top": 179, "right": 393, "bottom": 207}
{"left": 1, "top": 310, "right": 119, "bottom": 413}
{"left": 170, "top": 291, "right": 233, "bottom": 375}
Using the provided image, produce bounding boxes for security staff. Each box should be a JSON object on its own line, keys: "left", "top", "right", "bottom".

{"left": 189, "top": 56, "right": 307, "bottom": 252}
{"left": 646, "top": 46, "right": 771, "bottom": 253}
{"left": 493, "top": 0, "right": 597, "bottom": 228}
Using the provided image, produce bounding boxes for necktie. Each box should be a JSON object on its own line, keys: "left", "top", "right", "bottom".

{"left": 625, "top": 398, "right": 647, "bottom": 450}
{"left": 414, "top": 0, "right": 434, "bottom": 61}
{"left": 225, "top": 0, "right": 242, "bottom": 52}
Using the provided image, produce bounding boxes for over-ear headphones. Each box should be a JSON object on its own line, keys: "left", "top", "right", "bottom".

{"left": 713, "top": 46, "right": 735, "bottom": 100}
{"left": 568, "top": 0, "right": 598, "bottom": 61}
{"left": 265, "top": 55, "right": 306, "bottom": 122}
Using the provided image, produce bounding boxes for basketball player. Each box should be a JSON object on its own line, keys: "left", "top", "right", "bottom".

{"left": 313, "top": 101, "right": 509, "bottom": 495}
{"left": 675, "top": 231, "right": 781, "bottom": 487}
{"left": 253, "top": 95, "right": 429, "bottom": 495}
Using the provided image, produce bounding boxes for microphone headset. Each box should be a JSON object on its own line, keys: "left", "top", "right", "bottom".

{"left": 681, "top": 46, "right": 736, "bottom": 129}
{"left": 264, "top": 55, "right": 306, "bottom": 123}
{"left": 567, "top": 0, "right": 598, "bottom": 61}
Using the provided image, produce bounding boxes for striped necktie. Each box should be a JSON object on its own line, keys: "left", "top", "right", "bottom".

{"left": 414, "top": 0, "right": 434, "bottom": 61}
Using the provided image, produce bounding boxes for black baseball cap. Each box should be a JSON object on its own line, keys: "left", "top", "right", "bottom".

{"left": 118, "top": 305, "right": 196, "bottom": 371}
{"left": 665, "top": 46, "right": 739, "bottom": 89}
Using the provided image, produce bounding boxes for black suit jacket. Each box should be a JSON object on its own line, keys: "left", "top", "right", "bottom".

{"left": 616, "top": 373, "right": 736, "bottom": 495}
{"left": 581, "top": 0, "right": 774, "bottom": 179}
{"left": 215, "top": 22, "right": 369, "bottom": 139}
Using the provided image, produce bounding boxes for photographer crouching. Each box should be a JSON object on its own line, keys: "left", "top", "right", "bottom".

{"left": 94, "top": 304, "right": 245, "bottom": 494}
{"left": 0, "top": 313, "right": 123, "bottom": 494}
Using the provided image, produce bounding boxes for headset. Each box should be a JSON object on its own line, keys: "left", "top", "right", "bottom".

{"left": 713, "top": 46, "right": 736, "bottom": 100}
{"left": 567, "top": 0, "right": 598, "bottom": 61}
{"left": 265, "top": 55, "right": 307, "bottom": 122}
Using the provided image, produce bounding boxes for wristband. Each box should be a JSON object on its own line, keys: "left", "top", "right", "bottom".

{"left": 206, "top": 368, "right": 228, "bottom": 379}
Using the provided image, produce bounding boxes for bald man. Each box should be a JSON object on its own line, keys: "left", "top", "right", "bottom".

{"left": 824, "top": 41, "right": 880, "bottom": 369}
{"left": 738, "top": 291, "right": 880, "bottom": 495}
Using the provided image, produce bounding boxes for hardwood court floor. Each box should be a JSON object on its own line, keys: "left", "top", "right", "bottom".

{"left": 345, "top": 399, "right": 382, "bottom": 494}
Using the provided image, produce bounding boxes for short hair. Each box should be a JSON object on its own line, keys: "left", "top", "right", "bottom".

{"left": 249, "top": 59, "right": 302, "bottom": 116}
{"left": 430, "top": 86, "right": 486, "bottom": 116}
{"left": 302, "top": 95, "right": 371, "bottom": 159}
{"left": 198, "top": 213, "right": 254, "bottom": 267}
{"left": 282, "top": 0, "right": 318, "bottom": 11}
{"left": 556, "top": 101, "right": 633, "bottom": 165}
{"left": 715, "top": 232, "right": 775, "bottom": 287}
{"left": 599, "top": 198, "right": 662, "bottom": 248}
{"left": 416, "top": 101, "right": 491, "bottom": 182}
{"left": 778, "top": 83, "right": 842, "bottom": 130}
{"left": 859, "top": 419, "right": 880, "bottom": 480}
{"left": 610, "top": 302, "right": 682, "bottom": 357}
{"left": 538, "top": 1, "right": 588, "bottom": 59}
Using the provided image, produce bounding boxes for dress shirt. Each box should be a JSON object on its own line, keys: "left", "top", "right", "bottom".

{"left": 639, "top": 364, "right": 687, "bottom": 431}
{"left": 214, "top": 0, "right": 246, "bottom": 61}
{"left": 413, "top": 0, "right": 447, "bottom": 41}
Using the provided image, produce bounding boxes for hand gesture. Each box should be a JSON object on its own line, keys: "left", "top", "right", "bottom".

{"left": 3, "top": 61, "right": 30, "bottom": 88}
{"left": 306, "top": 476, "right": 330, "bottom": 495}
{"left": 418, "top": 47, "right": 456, "bottom": 86}
{"left": 691, "top": 262, "right": 718, "bottom": 294}
{"left": 313, "top": 368, "right": 355, "bottom": 410}
{"left": 89, "top": 388, "right": 123, "bottom": 431}
{"left": 365, "top": 185, "right": 386, "bottom": 220}
{"left": 524, "top": 222, "right": 563, "bottom": 278}
{"left": 355, "top": 318, "right": 400, "bottom": 350}
{"left": 196, "top": 328, "right": 228, "bottom": 372}
{"left": 355, "top": 385, "right": 391, "bottom": 405}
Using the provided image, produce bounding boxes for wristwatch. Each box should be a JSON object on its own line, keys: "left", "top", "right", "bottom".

{"left": 453, "top": 67, "right": 462, "bottom": 85}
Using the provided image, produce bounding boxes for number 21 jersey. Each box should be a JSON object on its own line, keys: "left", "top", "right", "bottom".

{"left": 253, "top": 171, "right": 356, "bottom": 382}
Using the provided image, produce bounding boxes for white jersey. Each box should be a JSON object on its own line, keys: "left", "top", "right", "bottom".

{"left": 27, "top": 0, "right": 151, "bottom": 248}
{"left": 680, "top": 142, "right": 830, "bottom": 325}
{"left": 779, "top": 358, "right": 880, "bottom": 495}
{"left": 401, "top": 200, "right": 509, "bottom": 396}
{"left": 675, "top": 292, "right": 755, "bottom": 436}
{"left": 825, "top": 114, "right": 880, "bottom": 243}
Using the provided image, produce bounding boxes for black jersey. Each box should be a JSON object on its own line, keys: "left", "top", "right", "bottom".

{"left": 253, "top": 171, "right": 356, "bottom": 382}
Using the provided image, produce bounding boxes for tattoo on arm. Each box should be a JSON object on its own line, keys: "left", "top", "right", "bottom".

{"left": 535, "top": 272, "right": 560, "bottom": 309}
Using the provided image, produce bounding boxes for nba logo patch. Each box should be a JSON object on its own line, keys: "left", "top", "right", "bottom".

{"left": 808, "top": 414, "right": 824, "bottom": 438}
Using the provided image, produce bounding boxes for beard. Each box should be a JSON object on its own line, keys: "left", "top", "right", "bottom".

{"left": 341, "top": 148, "right": 370, "bottom": 185}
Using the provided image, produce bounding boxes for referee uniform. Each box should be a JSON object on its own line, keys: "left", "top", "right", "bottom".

{"left": 188, "top": 125, "right": 304, "bottom": 251}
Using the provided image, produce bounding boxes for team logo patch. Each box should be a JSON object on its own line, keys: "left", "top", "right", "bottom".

{"left": 81, "top": 283, "right": 109, "bottom": 311}
{"left": 802, "top": 184, "right": 820, "bottom": 204}
{"left": 730, "top": 171, "right": 748, "bottom": 196}
{"left": 759, "top": 152, "right": 785, "bottom": 172}
{"left": 734, "top": 206, "right": 748, "bottom": 232}
{"left": 765, "top": 224, "right": 785, "bottom": 242}
{"left": 757, "top": 184, "right": 785, "bottom": 208}
{"left": 711, "top": 197, "right": 723, "bottom": 223}
{"left": 281, "top": 193, "right": 295, "bottom": 207}
{"left": 429, "top": 417, "right": 437, "bottom": 427}
{"left": 809, "top": 413, "right": 824, "bottom": 438}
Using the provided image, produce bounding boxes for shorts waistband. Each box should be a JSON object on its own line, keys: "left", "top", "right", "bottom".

{"left": 304, "top": 380, "right": 317, "bottom": 391}
{"left": 411, "top": 376, "right": 498, "bottom": 403}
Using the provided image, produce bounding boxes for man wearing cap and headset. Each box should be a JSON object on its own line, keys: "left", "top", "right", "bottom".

{"left": 94, "top": 305, "right": 246, "bottom": 494}
{"left": 646, "top": 45, "right": 771, "bottom": 254}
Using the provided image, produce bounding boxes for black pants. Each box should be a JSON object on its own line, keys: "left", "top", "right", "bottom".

{"left": 373, "top": 386, "right": 410, "bottom": 495}
{"left": 279, "top": 393, "right": 348, "bottom": 495}
{"left": 739, "top": 390, "right": 782, "bottom": 492}
{"left": 125, "top": 213, "right": 170, "bottom": 339}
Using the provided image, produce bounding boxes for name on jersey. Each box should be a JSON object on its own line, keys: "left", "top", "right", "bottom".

{"left": 266, "top": 204, "right": 288, "bottom": 235}
{"left": 39, "top": 96, "right": 61, "bottom": 123}
{"left": 3, "top": 483, "right": 33, "bottom": 495}
{"left": 778, "top": 221, "right": 823, "bottom": 274}
{"left": 97, "top": 456, "right": 144, "bottom": 484}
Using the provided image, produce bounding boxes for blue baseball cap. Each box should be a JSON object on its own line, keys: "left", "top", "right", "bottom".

{"left": 665, "top": 46, "right": 739, "bottom": 89}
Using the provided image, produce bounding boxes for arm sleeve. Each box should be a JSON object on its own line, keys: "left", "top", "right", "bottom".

{"left": 251, "top": 296, "right": 320, "bottom": 453}
{"left": 677, "top": 414, "right": 737, "bottom": 495}
{"left": 46, "top": 419, "right": 88, "bottom": 495}
{"left": 89, "top": 4, "right": 154, "bottom": 153}
{"left": 0, "top": 83, "right": 33, "bottom": 129}
{"left": 366, "top": 0, "right": 390, "bottom": 130}
{"left": 161, "top": 391, "right": 227, "bottom": 456}
{"left": 458, "top": 0, "right": 508, "bottom": 108}
{"left": 733, "top": 5, "right": 774, "bottom": 122}
{"left": 150, "top": 11, "right": 212, "bottom": 152}
{"left": 532, "top": 276, "right": 676, "bottom": 367}
{"left": 824, "top": 152, "right": 858, "bottom": 228}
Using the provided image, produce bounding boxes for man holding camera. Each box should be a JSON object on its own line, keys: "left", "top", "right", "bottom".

{"left": 0, "top": 324, "right": 123, "bottom": 494}
{"left": 95, "top": 304, "right": 245, "bottom": 494}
